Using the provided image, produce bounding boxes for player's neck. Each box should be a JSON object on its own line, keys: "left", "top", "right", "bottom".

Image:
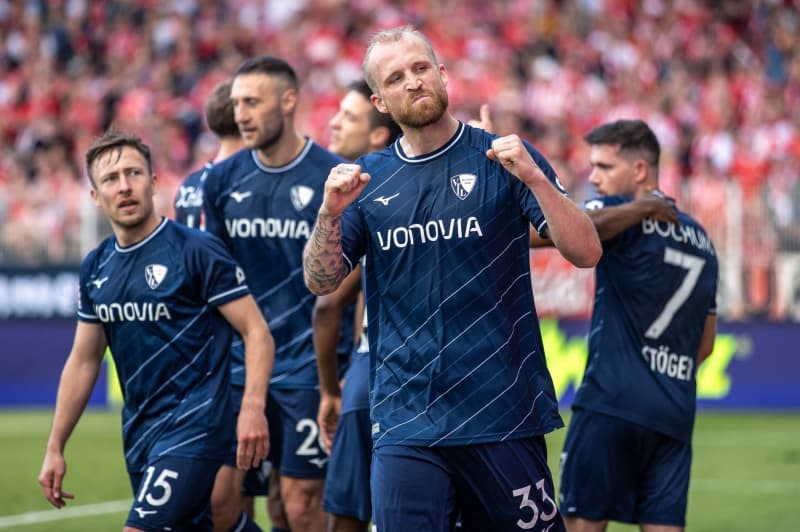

{"left": 214, "top": 137, "right": 244, "bottom": 163}
{"left": 254, "top": 132, "right": 306, "bottom": 168}
{"left": 399, "top": 114, "right": 459, "bottom": 157}
{"left": 113, "top": 214, "right": 162, "bottom": 248}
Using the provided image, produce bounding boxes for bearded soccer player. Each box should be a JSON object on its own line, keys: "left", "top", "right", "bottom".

{"left": 304, "top": 26, "right": 601, "bottom": 531}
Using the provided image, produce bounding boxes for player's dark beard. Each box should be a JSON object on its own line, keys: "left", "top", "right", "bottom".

{"left": 254, "top": 121, "right": 284, "bottom": 152}
{"left": 391, "top": 88, "right": 449, "bottom": 129}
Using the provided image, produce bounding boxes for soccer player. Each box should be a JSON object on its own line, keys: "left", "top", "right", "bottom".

{"left": 314, "top": 79, "right": 401, "bottom": 532}
{"left": 38, "top": 130, "right": 273, "bottom": 532}
{"left": 203, "top": 55, "right": 350, "bottom": 532}
{"left": 173, "top": 79, "right": 243, "bottom": 230}
{"left": 174, "top": 78, "right": 272, "bottom": 532}
{"left": 557, "top": 120, "right": 719, "bottom": 532}
{"left": 303, "top": 26, "right": 601, "bottom": 531}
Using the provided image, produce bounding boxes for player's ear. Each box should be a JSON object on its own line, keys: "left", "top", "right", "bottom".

{"left": 370, "top": 126, "right": 390, "bottom": 148}
{"left": 438, "top": 63, "right": 448, "bottom": 87}
{"left": 371, "top": 93, "right": 388, "bottom": 114}
{"left": 633, "top": 159, "right": 649, "bottom": 185}
{"left": 281, "top": 88, "right": 298, "bottom": 115}
{"left": 151, "top": 173, "right": 158, "bottom": 195}
{"left": 90, "top": 186, "right": 99, "bottom": 206}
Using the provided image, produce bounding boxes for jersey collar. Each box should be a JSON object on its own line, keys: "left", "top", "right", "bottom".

{"left": 394, "top": 122, "right": 465, "bottom": 164}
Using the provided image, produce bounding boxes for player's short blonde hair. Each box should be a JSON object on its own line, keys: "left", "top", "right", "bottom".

{"left": 362, "top": 26, "right": 439, "bottom": 94}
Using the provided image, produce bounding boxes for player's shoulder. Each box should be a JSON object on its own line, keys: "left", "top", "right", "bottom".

{"left": 205, "top": 148, "right": 252, "bottom": 181}
{"left": 182, "top": 162, "right": 213, "bottom": 186}
{"left": 80, "top": 235, "right": 116, "bottom": 273}
{"left": 306, "top": 140, "right": 347, "bottom": 168}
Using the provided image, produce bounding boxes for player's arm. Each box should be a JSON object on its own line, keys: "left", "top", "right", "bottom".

{"left": 39, "top": 321, "right": 107, "bottom": 508}
{"left": 527, "top": 190, "right": 679, "bottom": 248}
{"left": 218, "top": 295, "right": 274, "bottom": 470}
{"left": 589, "top": 190, "right": 679, "bottom": 241}
{"left": 304, "top": 163, "right": 370, "bottom": 295}
{"left": 313, "top": 266, "right": 362, "bottom": 451}
{"left": 487, "top": 135, "right": 601, "bottom": 267}
{"left": 696, "top": 313, "right": 717, "bottom": 366}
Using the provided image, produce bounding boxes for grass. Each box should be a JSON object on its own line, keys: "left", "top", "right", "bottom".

{"left": 2, "top": 410, "right": 799, "bottom": 530}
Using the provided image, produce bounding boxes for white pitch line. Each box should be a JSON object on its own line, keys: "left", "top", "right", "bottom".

{"left": 0, "top": 499, "right": 131, "bottom": 529}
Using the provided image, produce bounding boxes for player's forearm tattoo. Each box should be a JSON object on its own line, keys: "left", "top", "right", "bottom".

{"left": 303, "top": 212, "right": 347, "bottom": 294}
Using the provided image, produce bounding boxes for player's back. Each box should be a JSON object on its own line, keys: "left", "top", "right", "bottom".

{"left": 174, "top": 162, "right": 212, "bottom": 228}
{"left": 575, "top": 195, "right": 719, "bottom": 441}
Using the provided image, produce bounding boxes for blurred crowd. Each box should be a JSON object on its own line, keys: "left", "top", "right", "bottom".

{"left": 1, "top": 0, "right": 799, "bottom": 317}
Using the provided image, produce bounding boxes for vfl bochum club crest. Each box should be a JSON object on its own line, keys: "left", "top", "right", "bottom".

{"left": 145, "top": 264, "right": 168, "bottom": 289}
{"left": 450, "top": 173, "right": 477, "bottom": 200}
{"left": 290, "top": 185, "right": 314, "bottom": 211}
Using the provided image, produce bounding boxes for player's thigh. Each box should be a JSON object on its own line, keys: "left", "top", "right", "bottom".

{"left": 450, "top": 436, "right": 564, "bottom": 532}
{"left": 560, "top": 409, "right": 651, "bottom": 523}
{"left": 268, "top": 388, "right": 328, "bottom": 479}
{"left": 126, "top": 455, "right": 220, "bottom": 531}
{"left": 636, "top": 436, "right": 691, "bottom": 527}
{"left": 323, "top": 408, "right": 372, "bottom": 523}
{"left": 371, "top": 445, "right": 457, "bottom": 532}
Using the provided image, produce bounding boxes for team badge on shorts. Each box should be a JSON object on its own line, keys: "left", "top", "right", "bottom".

{"left": 450, "top": 174, "right": 477, "bottom": 200}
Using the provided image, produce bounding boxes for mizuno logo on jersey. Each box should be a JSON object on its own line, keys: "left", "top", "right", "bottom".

{"left": 290, "top": 185, "right": 314, "bottom": 210}
{"left": 373, "top": 193, "right": 400, "bottom": 206}
{"left": 91, "top": 276, "right": 109, "bottom": 289}
{"left": 225, "top": 218, "right": 311, "bottom": 240}
{"left": 376, "top": 216, "right": 483, "bottom": 251}
{"left": 145, "top": 264, "right": 168, "bottom": 289}
{"left": 94, "top": 302, "right": 172, "bottom": 322}
{"left": 230, "top": 190, "right": 253, "bottom": 203}
{"left": 450, "top": 174, "right": 477, "bottom": 200}
{"left": 133, "top": 507, "right": 157, "bottom": 518}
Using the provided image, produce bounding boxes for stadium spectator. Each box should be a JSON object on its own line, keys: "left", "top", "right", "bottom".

{"left": 302, "top": 26, "right": 600, "bottom": 531}
{"left": 557, "top": 120, "right": 718, "bottom": 532}
{"left": 38, "top": 130, "right": 273, "bottom": 531}
{"left": 313, "top": 79, "right": 401, "bottom": 532}
{"left": 202, "top": 55, "right": 351, "bottom": 532}
{"left": 0, "top": 0, "right": 797, "bottom": 320}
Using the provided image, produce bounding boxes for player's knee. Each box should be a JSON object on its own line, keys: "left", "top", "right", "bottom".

{"left": 282, "top": 483, "right": 323, "bottom": 523}
{"left": 210, "top": 486, "right": 241, "bottom": 530}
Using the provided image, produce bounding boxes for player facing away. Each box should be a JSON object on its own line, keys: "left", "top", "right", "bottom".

{"left": 303, "top": 26, "right": 601, "bottom": 531}
{"left": 314, "top": 79, "right": 401, "bottom": 532}
{"left": 203, "top": 55, "right": 352, "bottom": 532}
{"left": 174, "top": 79, "right": 243, "bottom": 230}
{"left": 557, "top": 120, "right": 719, "bottom": 532}
{"left": 38, "top": 130, "right": 273, "bottom": 532}
{"left": 173, "top": 78, "right": 272, "bottom": 532}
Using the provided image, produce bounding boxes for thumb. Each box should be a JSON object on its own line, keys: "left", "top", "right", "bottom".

{"left": 485, "top": 148, "right": 498, "bottom": 161}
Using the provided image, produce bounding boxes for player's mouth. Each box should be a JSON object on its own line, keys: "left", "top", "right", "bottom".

{"left": 118, "top": 199, "right": 138, "bottom": 212}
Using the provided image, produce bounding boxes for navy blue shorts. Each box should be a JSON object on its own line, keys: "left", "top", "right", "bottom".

{"left": 559, "top": 409, "right": 691, "bottom": 526}
{"left": 126, "top": 455, "right": 220, "bottom": 531}
{"left": 323, "top": 408, "right": 372, "bottom": 522}
{"left": 372, "top": 437, "right": 564, "bottom": 532}
{"left": 266, "top": 387, "right": 327, "bottom": 479}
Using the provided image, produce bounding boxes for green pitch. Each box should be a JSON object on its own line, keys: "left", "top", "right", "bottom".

{"left": 1, "top": 410, "right": 798, "bottom": 531}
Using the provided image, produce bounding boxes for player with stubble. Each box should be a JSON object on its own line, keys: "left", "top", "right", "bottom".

{"left": 303, "top": 26, "right": 601, "bottom": 531}
{"left": 39, "top": 130, "right": 273, "bottom": 532}
{"left": 202, "top": 56, "right": 354, "bottom": 532}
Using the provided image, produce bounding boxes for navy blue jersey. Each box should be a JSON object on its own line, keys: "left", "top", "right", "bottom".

{"left": 204, "top": 141, "right": 353, "bottom": 389}
{"left": 77, "top": 218, "right": 248, "bottom": 473}
{"left": 340, "top": 122, "right": 564, "bottom": 448}
{"left": 174, "top": 162, "right": 211, "bottom": 229}
{"left": 573, "top": 195, "right": 719, "bottom": 442}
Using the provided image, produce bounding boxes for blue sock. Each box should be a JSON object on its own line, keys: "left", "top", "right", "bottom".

{"left": 230, "top": 511, "right": 263, "bottom": 532}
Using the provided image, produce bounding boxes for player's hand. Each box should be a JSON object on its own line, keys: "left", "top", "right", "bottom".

{"left": 39, "top": 451, "right": 75, "bottom": 508}
{"left": 636, "top": 188, "right": 679, "bottom": 225}
{"left": 468, "top": 103, "right": 494, "bottom": 133}
{"left": 236, "top": 401, "right": 270, "bottom": 470}
{"left": 486, "top": 135, "right": 546, "bottom": 186}
{"left": 317, "top": 391, "right": 341, "bottom": 453}
{"left": 321, "top": 164, "right": 371, "bottom": 218}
